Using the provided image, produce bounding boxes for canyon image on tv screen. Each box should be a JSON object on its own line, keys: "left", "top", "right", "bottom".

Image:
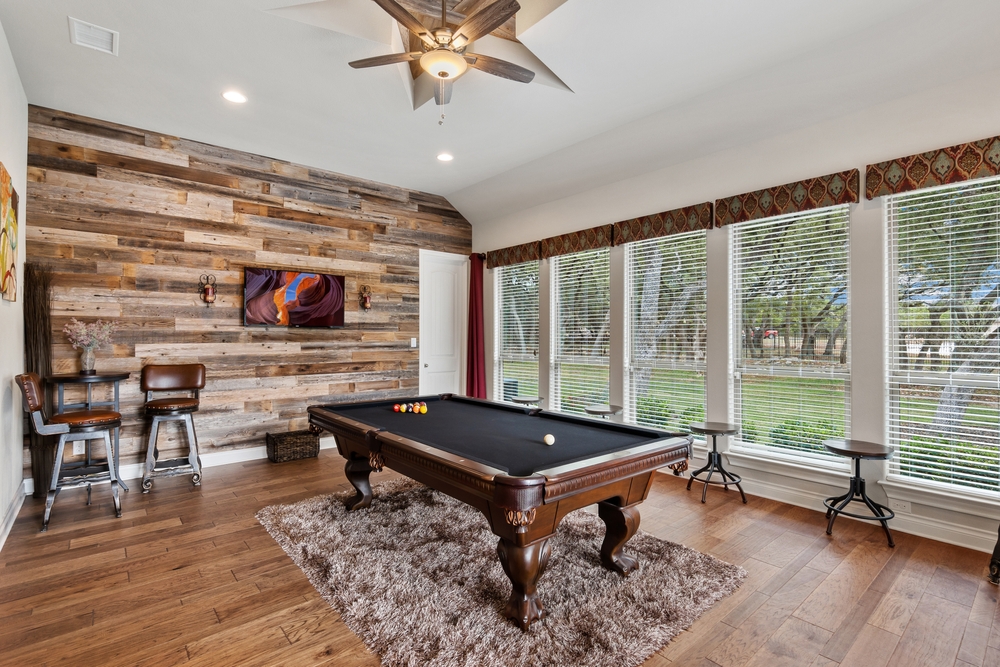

{"left": 244, "top": 267, "right": 345, "bottom": 328}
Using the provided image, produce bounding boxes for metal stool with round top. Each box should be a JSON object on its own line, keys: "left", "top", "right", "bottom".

{"left": 15, "top": 372, "right": 123, "bottom": 531}
{"left": 584, "top": 404, "right": 623, "bottom": 419}
{"left": 687, "top": 422, "right": 747, "bottom": 504}
{"left": 822, "top": 439, "right": 895, "bottom": 547}
{"left": 511, "top": 396, "right": 543, "bottom": 407}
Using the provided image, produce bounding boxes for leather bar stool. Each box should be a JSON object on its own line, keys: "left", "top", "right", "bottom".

{"left": 15, "top": 373, "right": 122, "bottom": 531}
{"left": 140, "top": 364, "right": 206, "bottom": 492}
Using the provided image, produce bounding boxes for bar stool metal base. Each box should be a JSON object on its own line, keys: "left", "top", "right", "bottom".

{"left": 687, "top": 447, "right": 747, "bottom": 504}
{"left": 142, "top": 413, "right": 202, "bottom": 493}
{"left": 43, "top": 428, "right": 122, "bottom": 532}
{"left": 824, "top": 458, "right": 895, "bottom": 548}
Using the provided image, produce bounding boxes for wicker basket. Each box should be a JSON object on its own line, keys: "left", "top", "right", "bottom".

{"left": 266, "top": 430, "right": 320, "bottom": 463}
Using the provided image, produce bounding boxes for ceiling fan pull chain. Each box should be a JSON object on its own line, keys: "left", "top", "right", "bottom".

{"left": 438, "top": 78, "right": 446, "bottom": 125}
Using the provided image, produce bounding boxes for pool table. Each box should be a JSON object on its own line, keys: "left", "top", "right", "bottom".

{"left": 307, "top": 394, "right": 692, "bottom": 629}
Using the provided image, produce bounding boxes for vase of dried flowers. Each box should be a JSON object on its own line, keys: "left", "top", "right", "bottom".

{"left": 63, "top": 318, "right": 118, "bottom": 375}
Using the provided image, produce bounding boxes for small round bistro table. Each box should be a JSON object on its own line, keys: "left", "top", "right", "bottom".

{"left": 822, "top": 439, "right": 896, "bottom": 548}
{"left": 687, "top": 422, "right": 747, "bottom": 504}
{"left": 46, "top": 372, "right": 131, "bottom": 492}
{"left": 584, "top": 404, "right": 623, "bottom": 419}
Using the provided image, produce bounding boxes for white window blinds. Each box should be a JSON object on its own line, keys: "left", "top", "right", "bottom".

{"left": 732, "top": 206, "right": 850, "bottom": 457}
{"left": 887, "top": 177, "right": 1000, "bottom": 492}
{"left": 625, "top": 231, "right": 707, "bottom": 431}
{"left": 552, "top": 249, "right": 610, "bottom": 414}
{"left": 495, "top": 262, "right": 540, "bottom": 402}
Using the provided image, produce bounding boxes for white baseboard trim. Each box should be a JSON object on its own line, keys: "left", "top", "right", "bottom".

{"left": 0, "top": 484, "right": 26, "bottom": 554}
{"left": 23, "top": 436, "right": 340, "bottom": 496}
{"left": 722, "top": 471, "right": 997, "bottom": 554}
{"left": 736, "top": 475, "right": 835, "bottom": 512}
{"left": 889, "top": 512, "right": 998, "bottom": 554}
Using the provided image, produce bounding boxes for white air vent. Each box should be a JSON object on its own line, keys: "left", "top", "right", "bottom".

{"left": 68, "top": 17, "right": 119, "bottom": 56}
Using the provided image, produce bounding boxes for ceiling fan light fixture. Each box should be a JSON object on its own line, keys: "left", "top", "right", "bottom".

{"left": 420, "top": 48, "right": 468, "bottom": 80}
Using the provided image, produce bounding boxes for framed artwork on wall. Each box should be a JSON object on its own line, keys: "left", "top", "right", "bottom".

{"left": 0, "top": 162, "right": 18, "bottom": 302}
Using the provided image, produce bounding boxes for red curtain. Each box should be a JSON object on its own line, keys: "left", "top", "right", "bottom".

{"left": 466, "top": 253, "right": 486, "bottom": 398}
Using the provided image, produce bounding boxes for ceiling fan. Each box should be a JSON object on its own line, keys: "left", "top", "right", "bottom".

{"left": 348, "top": 0, "right": 535, "bottom": 105}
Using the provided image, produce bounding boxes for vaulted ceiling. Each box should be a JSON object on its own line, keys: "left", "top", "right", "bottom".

{"left": 1, "top": 1, "right": 998, "bottom": 229}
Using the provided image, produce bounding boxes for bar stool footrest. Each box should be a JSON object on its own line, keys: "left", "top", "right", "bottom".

{"left": 690, "top": 470, "right": 743, "bottom": 486}
{"left": 823, "top": 496, "right": 895, "bottom": 522}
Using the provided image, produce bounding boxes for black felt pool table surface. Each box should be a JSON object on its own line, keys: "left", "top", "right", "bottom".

{"left": 321, "top": 397, "right": 676, "bottom": 477}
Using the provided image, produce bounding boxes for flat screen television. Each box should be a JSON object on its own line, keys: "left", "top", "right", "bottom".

{"left": 244, "top": 267, "right": 345, "bottom": 328}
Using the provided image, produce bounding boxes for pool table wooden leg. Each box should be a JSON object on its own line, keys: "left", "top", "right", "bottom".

{"left": 343, "top": 457, "right": 373, "bottom": 511}
{"left": 496, "top": 536, "right": 551, "bottom": 630}
{"left": 598, "top": 502, "right": 640, "bottom": 575}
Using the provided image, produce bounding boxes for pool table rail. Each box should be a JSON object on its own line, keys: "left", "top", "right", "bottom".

{"left": 537, "top": 436, "right": 692, "bottom": 502}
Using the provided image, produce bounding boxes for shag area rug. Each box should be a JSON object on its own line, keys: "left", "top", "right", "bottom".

{"left": 257, "top": 479, "right": 745, "bottom": 667}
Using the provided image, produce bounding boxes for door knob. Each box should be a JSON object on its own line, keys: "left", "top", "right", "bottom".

{"left": 424, "top": 363, "right": 429, "bottom": 368}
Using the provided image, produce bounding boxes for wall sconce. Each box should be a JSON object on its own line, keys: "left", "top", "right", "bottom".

{"left": 359, "top": 285, "right": 372, "bottom": 311}
{"left": 199, "top": 274, "right": 217, "bottom": 305}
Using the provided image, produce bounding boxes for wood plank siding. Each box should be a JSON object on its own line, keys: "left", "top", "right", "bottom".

{"left": 24, "top": 105, "right": 471, "bottom": 472}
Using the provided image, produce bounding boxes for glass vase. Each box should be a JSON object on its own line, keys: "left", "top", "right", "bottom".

{"left": 80, "top": 347, "right": 96, "bottom": 375}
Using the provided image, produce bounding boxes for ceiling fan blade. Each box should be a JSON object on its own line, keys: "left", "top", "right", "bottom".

{"left": 451, "top": 0, "right": 519, "bottom": 49}
{"left": 371, "top": 0, "right": 436, "bottom": 47}
{"left": 349, "top": 52, "right": 423, "bottom": 69}
{"left": 464, "top": 53, "right": 534, "bottom": 83}
{"left": 433, "top": 78, "right": 453, "bottom": 105}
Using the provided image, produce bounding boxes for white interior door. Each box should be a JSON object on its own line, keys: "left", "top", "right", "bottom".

{"left": 419, "top": 249, "right": 469, "bottom": 395}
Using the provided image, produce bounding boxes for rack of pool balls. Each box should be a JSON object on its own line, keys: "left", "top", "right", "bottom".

{"left": 393, "top": 401, "right": 427, "bottom": 414}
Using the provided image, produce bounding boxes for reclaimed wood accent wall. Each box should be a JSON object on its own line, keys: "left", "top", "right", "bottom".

{"left": 24, "top": 105, "right": 471, "bottom": 470}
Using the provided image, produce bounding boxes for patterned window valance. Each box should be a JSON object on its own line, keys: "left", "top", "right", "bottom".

{"left": 540, "top": 224, "right": 613, "bottom": 259}
{"left": 866, "top": 136, "right": 1000, "bottom": 199}
{"left": 485, "top": 241, "right": 541, "bottom": 269}
{"left": 613, "top": 202, "right": 714, "bottom": 244}
{"left": 715, "top": 170, "right": 860, "bottom": 226}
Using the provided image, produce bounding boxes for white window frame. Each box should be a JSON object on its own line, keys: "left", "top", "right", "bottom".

{"left": 885, "top": 176, "right": 1000, "bottom": 497}
{"left": 550, "top": 248, "right": 611, "bottom": 415}
{"left": 494, "top": 261, "right": 540, "bottom": 403}
{"left": 623, "top": 231, "right": 708, "bottom": 431}
{"left": 729, "top": 206, "right": 852, "bottom": 465}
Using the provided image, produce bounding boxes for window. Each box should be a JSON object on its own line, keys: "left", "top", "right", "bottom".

{"left": 887, "top": 177, "right": 1000, "bottom": 492}
{"left": 732, "top": 206, "right": 850, "bottom": 458}
{"left": 625, "top": 231, "right": 707, "bottom": 431}
{"left": 495, "top": 261, "right": 539, "bottom": 402}
{"left": 552, "top": 248, "right": 610, "bottom": 414}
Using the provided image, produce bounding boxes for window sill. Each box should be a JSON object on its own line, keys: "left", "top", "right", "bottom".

{"left": 880, "top": 476, "right": 1000, "bottom": 519}
{"left": 725, "top": 445, "right": 850, "bottom": 486}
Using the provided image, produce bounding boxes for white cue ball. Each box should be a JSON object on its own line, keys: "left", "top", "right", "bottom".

{"left": 543, "top": 434, "right": 555, "bottom": 446}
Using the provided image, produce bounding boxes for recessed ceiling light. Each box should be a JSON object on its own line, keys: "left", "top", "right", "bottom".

{"left": 222, "top": 90, "right": 247, "bottom": 104}
{"left": 437, "top": 153, "right": 454, "bottom": 162}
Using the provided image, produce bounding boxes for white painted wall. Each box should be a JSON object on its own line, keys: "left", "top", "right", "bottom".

{"left": 479, "top": 64, "right": 1000, "bottom": 554}
{"left": 471, "top": 66, "right": 1000, "bottom": 253}
{"left": 0, "top": 16, "right": 27, "bottom": 552}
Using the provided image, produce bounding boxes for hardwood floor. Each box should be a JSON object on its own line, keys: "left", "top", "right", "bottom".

{"left": 1, "top": 450, "right": 996, "bottom": 666}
